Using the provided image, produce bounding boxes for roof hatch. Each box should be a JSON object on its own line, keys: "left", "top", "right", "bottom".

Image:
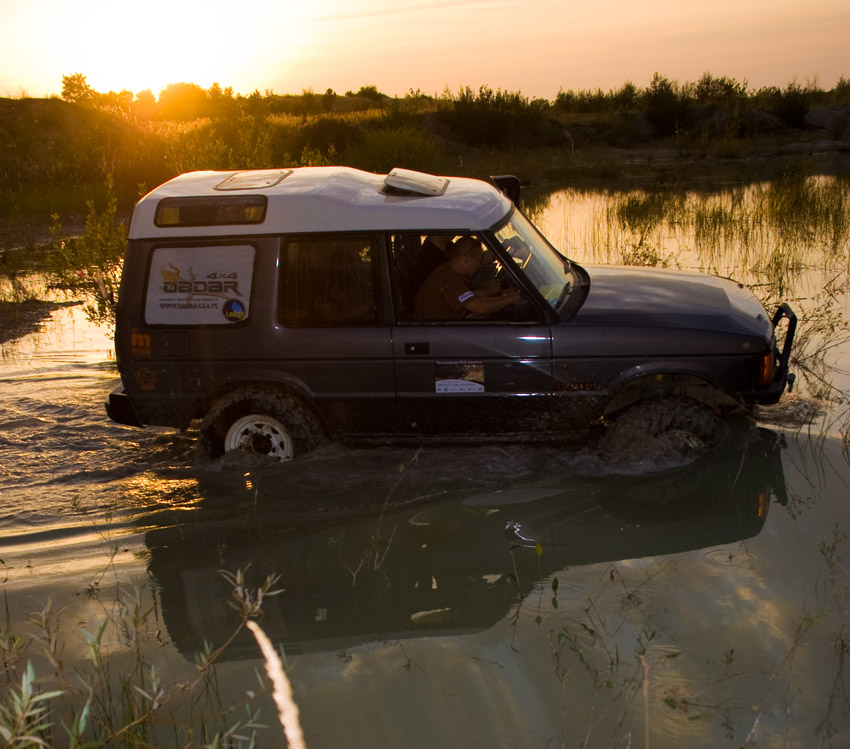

{"left": 382, "top": 168, "right": 449, "bottom": 197}
{"left": 215, "top": 169, "right": 293, "bottom": 190}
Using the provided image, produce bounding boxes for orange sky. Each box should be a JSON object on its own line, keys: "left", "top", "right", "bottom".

{"left": 1, "top": 0, "right": 847, "bottom": 99}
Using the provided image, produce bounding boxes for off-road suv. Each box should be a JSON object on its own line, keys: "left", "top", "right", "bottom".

{"left": 106, "top": 167, "right": 796, "bottom": 460}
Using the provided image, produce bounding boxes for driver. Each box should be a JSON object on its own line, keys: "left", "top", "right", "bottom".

{"left": 414, "top": 236, "right": 520, "bottom": 320}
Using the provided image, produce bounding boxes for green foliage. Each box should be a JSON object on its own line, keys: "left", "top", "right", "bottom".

{"left": 555, "top": 81, "right": 639, "bottom": 113}
{"left": 48, "top": 175, "right": 127, "bottom": 325}
{"left": 297, "top": 144, "right": 338, "bottom": 167}
{"left": 761, "top": 171, "right": 850, "bottom": 250}
{"left": 291, "top": 116, "right": 363, "bottom": 157}
{"left": 831, "top": 76, "right": 850, "bottom": 105}
{"left": 694, "top": 72, "right": 748, "bottom": 103}
{"left": 157, "top": 82, "right": 210, "bottom": 120}
{"left": 61, "top": 73, "right": 95, "bottom": 103}
{"left": 440, "top": 85, "right": 564, "bottom": 148}
{"left": 643, "top": 73, "right": 693, "bottom": 137}
{"left": 207, "top": 82, "right": 239, "bottom": 120}
{"left": 2, "top": 71, "right": 849, "bottom": 229}
{"left": 553, "top": 71, "right": 836, "bottom": 142}
{"left": 345, "top": 126, "right": 448, "bottom": 174}
{"left": 770, "top": 81, "right": 812, "bottom": 128}
{"left": 0, "top": 568, "right": 288, "bottom": 746}
{"left": 322, "top": 88, "right": 337, "bottom": 112}
{"left": 0, "top": 661, "right": 64, "bottom": 747}
{"left": 350, "top": 85, "right": 386, "bottom": 103}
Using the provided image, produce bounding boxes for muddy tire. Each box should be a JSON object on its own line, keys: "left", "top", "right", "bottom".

{"left": 198, "top": 387, "right": 326, "bottom": 462}
{"left": 600, "top": 396, "right": 726, "bottom": 464}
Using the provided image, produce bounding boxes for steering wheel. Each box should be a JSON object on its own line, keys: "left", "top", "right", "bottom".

{"left": 505, "top": 238, "right": 532, "bottom": 268}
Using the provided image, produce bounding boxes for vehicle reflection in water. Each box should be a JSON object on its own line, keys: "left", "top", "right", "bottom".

{"left": 145, "top": 426, "right": 785, "bottom": 660}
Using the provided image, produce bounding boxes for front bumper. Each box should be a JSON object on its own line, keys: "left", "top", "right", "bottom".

{"left": 771, "top": 302, "right": 797, "bottom": 393}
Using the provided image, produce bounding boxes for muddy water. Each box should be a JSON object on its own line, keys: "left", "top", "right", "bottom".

{"left": 3, "top": 175, "right": 850, "bottom": 746}
{"left": 1, "top": 300, "right": 848, "bottom": 748}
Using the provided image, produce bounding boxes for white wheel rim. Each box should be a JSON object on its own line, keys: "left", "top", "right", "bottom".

{"left": 224, "top": 414, "right": 294, "bottom": 461}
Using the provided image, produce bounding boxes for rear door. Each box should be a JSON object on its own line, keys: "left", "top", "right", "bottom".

{"left": 272, "top": 233, "right": 395, "bottom": 436}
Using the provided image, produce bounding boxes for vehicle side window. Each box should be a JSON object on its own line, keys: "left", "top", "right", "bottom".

{"left": 279, "top": 235, "right": 379, "bottom": 327}
{"left": 390, "top": 232, "right": 456, "bottom": 321}
{"left": 390, "top": 232, "right": 541, "bottom": 324}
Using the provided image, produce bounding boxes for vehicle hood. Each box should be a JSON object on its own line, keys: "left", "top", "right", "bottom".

{"left": 571, "top": 265, "right": 773, "bottom": 339}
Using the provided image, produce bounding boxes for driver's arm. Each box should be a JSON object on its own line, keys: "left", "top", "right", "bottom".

{"left": 463, "top": 289, "right": 521, "bottom": 316}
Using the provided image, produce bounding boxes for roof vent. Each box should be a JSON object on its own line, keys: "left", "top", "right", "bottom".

{"left": 382, "top": 168, "right": 449, "bottom": 196}
{"left": 215, "top": 169, "right": 293, "bottom": 191}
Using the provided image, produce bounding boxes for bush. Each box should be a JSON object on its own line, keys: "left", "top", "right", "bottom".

{"left": 291, "top": 117, "right": 364, "bottom": 158}
{"left": 772, "top": 82, "right": 811, "bottom": 128}
{"left": 345, "top": 126, "right": 448, "bottom": 174}
{"left": 643, "top": 73, "right": 693, "bottom": 137}
{"left": 47, "top": 175, "right": 127, "bottom": 325}
{"left": 439, "top": 86, "right": 565, "bottom": 148}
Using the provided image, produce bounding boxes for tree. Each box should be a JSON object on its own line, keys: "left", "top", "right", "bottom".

{"left": 208, "top": 82, "right": 237, "bottom": 119}
{"left": 772, "top": 81, "right": 811, "bottom": 128}
{"left": 133, "top": 89, "right": 157, "bottom": 119}
{"left": 245, "top": 89, "right": 268, "bottom": 120}
{"left": 157, "top": 82, "right": 209, "bottom": 120}
{"left": 644, "top": 73, "right": 691, "bottom": 136}
{"left": 61, "top": 73, "right": 95, "bottom": 103}
{"left": 355, "top": 85, "right": 385, "bottom": 103}
{"left": 694, "top": 72, "right": 747, "bottom": 103}
{"left": 98, "top": 89, "right": 134, "bottom": 112}
{"left": 612, "top": 81, "right": 638, "bottom": 110}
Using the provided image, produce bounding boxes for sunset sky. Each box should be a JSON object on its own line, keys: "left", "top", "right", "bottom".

{"left": 1, "top": 0, "right": 847, "bottom": 100}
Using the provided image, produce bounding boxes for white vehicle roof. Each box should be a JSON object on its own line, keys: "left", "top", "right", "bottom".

{"left": 128, "top": 166, "right": 514, "bottom": 240}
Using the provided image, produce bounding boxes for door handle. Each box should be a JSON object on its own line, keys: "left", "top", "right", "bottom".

{"left": 404, "top": 342, "right": 430, "bottom": 355}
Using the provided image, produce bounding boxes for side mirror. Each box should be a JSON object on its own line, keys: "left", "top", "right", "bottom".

{"left": 490, "top": 175, "right": 521, "bottom": 206}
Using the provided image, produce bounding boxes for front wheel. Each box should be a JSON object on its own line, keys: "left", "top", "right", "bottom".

{"left": 600, "top": 396, "right": 726, "bottom": 464}
{"left": 199, "top": 387, "right": 326, "bottom": 462}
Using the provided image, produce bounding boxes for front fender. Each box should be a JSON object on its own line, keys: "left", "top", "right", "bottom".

{"left": 601, "top": 370, "right": 739, "bottom": 417}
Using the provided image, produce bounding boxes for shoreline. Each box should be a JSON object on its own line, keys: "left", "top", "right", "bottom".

{"left": 2, "top": 145, "right": 849, "bottom": 254}
{"left": 0, "top": 300, "right": 81, "bottom": 344}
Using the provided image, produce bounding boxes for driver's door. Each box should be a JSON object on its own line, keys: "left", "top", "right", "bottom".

{"left": 388, "top": 233, "right": 553, "bottom": 437}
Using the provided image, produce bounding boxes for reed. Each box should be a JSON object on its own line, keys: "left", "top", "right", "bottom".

{"left": 0, "top": 568, "right": 290, "bottom": 747}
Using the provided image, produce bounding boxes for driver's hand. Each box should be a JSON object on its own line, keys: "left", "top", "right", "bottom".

{"left": 479, "top": 278, "right": 502, "bottom": 297}
{"left": 503, "top": 289, "right": 521, "bottom": 304}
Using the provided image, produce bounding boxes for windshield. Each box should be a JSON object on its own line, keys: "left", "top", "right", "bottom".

{"left": 494, "top": 211, "right": 574, "bottom": 310}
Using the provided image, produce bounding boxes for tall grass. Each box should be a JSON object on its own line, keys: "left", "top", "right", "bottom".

{"left": 570, "top": 175, "right": 850, "bottom": 292}
{"left": 0, "top": 568, "right": 293, "bottom": 747}
{"left": 543, "top": 174, "right": 850, "bottom": 414}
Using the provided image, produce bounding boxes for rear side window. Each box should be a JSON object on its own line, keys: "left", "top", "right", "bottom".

{"left": 155, "top": 196, "right": 267, "bottom": 227}
{"left": 279, "top": 235, "right": 379, "bottom": 327}
{"left": 144, "top": 245, "right": 255, "bottom": 325}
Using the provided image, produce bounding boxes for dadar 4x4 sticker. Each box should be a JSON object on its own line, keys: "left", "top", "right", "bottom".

{"left": 145, "top": 245, "right": 254, "bottom": 325}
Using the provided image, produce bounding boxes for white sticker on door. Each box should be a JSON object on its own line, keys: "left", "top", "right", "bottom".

{"left": 435, "top": 361, "right": 485, "bottom": 393}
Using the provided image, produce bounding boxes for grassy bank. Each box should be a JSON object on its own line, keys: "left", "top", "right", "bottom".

{"left": 1, "top": 74, "right": 848, "bottom": 238}
{"left": 0, "top": 75, "right": 848, "bottom": 349}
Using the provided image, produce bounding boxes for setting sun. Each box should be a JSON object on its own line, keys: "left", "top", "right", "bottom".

{"left": 1, "top": 0, "right": 847, "bottom": 100}
{"left": 38, "top": 0, "right": 318, "bottom": 96}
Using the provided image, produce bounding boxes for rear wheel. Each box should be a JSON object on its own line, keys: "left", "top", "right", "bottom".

{"left": 199, "top": 387, "right": 325, "bottom": 462}
{"left": 600, "top": 396, "right": 726, "bottom": 463}
{"left": 223, "top": 413, "right": 295, "bottom": 460}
